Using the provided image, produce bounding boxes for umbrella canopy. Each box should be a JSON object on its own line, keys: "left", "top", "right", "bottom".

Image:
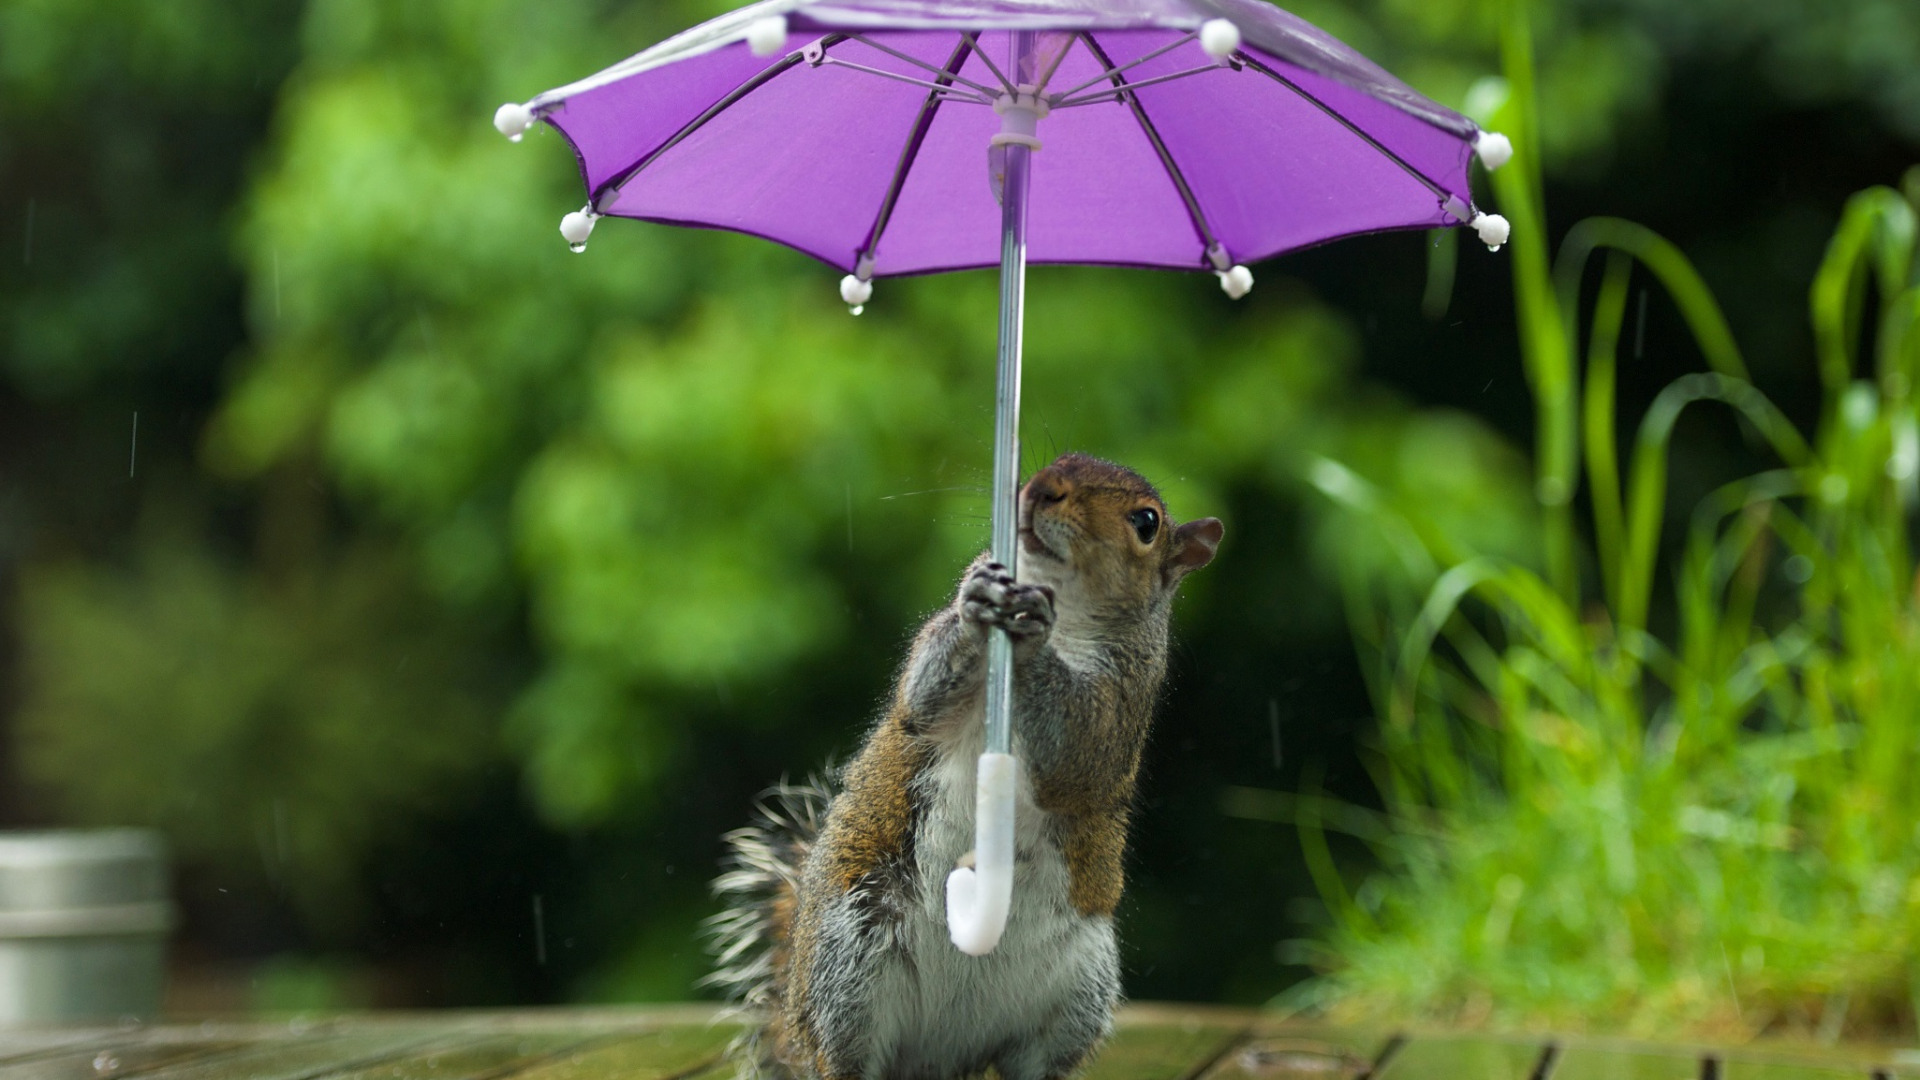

{"left": 497, "top": 0, "right": 1511, "bottom": 292}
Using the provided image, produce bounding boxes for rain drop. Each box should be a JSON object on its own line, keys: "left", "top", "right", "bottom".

{"left": 93, "top": 1053, "right": 119, "bottom": 1074}
{"left": 533, "top": 894, "right": 547, "bottom": 966}
{"left": 568, "top": 242, "right": 586, "bottom": 254}
{"left": 850, "top": 305, "right": 865, "bottom": 316}
{"left": 1488, "top": 243, "right": 1503, "bottom": 253}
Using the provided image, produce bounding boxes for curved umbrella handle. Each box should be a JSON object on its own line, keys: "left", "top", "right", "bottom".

{"left": 946, "top": 751, "right": 1015, "bottom": 955}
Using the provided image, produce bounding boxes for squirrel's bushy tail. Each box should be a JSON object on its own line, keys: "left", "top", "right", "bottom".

{"left": 703, "top": 775, "right": 834, "bottom": 1080}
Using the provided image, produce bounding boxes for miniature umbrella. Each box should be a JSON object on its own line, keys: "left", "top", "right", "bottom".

{"left": 495, "top": 0, "right": 1510, "bottom": 958}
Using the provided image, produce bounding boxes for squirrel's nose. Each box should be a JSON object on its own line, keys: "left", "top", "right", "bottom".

{"left": 1024, "top": 472, "right": 1070, "bottom": 506}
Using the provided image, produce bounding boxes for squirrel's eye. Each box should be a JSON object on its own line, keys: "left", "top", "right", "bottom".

{"left": 1127, "top": 508, "right": 1160, "bottom": 544}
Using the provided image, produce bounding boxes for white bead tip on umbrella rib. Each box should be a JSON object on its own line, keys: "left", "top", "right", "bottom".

{"left": 1218, "top": 265, "right": 1254, "bottom": 298}
{"left": 493, "top": 102, "right": 535, "bottom": 142}
{"left": 839, "top": 255, "right": 878, "bottom": 315}
{"left": 1471, "top": 212, "right": 1511, "bottom": 252}
{"left": 1442, "top": 182, "right": 1514, "bottom": 251}
{"left": 840, "top": 274, "right": 873, "bottom": 315}
{"left": 1474, "top": 130, "right": 1513, "bottom": 170}
{"left": 1206, "top": 243, "right": 1253, "bottom": 299}
{"left": 559, "top": 207, "right": 599, "bottom": 253}
{"left": 1199, "top": 18, "right": 1242, "bottom": 60}
{"left": 745, "top": 15, "right": 789, "bottom": 57}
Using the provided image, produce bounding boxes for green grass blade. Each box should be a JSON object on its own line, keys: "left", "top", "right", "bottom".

{"left": 1585, "top": 250, "right": 1632, "bottom": 609}
{"left": 1554, "top": 217, "right": 1750, "bottom": 382}
{"left": 1618, "top": 375, "right": 1811, "bottom": 636}
{"left": 1494, "top": 0, "right": 1578, "bottom": 602}
{"left": 1812, "top": 188, "right": 1916, "bottom": 407}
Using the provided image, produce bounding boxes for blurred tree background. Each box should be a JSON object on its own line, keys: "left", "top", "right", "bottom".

{"left": 1, "top": 0, "right": 1916, "bottom": 1018}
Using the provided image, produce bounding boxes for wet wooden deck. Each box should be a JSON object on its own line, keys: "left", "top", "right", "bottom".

{"left": 1, "top": 1005, "right": 1914, "bottom": 1080}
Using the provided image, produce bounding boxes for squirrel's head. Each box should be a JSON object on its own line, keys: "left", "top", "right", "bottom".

{"left": 1016, "top": 453, "right": 1223, "bottom": 623}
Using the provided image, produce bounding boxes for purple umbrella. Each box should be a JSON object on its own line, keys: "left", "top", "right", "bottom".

{"left": 494, "top": 0, "right": 1510, "bottom": 957}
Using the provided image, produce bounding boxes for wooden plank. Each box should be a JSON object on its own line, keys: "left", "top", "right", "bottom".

{"left": 1372, "top": 1034, "right": 1548, "bottom": 1080}
{"left": 0, "top": 1041, "right": 248, "bottom": 1080}
{"left": 385, "top": 1007, "right": 724, "bottom": 1035}
{"left": 1552, "top": 1044, "right": 1703, "bottom": 1080}
{"left": 1722, "top": 1056, "right": 1877, "bottom": 1080}
{"left": 0, "top": 1035, "right": 138, "bottom": 1069}
{"left": 503, "top": 1026, "right": 739, "bottom": 1080}
{"left": 3, "top": 1008, "right": 1909, "bottom": 1080}
{"left": 318, "top": 1034, "right": 586, "bottom": 1080}
{"left": 1721, "top": 1041, "right": 1917, "bottom": 1080}
{"left": 134, "top": 1029, "right": 448, "bottom": 1080}
{"left": 1199, "top": 1026, "right": 1387, "bottom": 1080}
{"left": 1080, "top": 1019, "right": 1246, "bottom": 1080}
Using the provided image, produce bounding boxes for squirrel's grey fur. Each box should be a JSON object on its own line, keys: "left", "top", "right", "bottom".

{"left": 704, "top": 454, "right": 1222, "bottom": 1080}
{"left": 706, "top": 777, "right": 835, "bottom": 1079}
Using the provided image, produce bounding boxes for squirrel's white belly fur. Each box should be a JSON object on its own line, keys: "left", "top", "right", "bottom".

{"left": 856, "top": 703, "right": 1118, "bottom": 1080}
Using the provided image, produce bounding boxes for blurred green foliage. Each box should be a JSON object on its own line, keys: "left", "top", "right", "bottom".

{"left": 17, "top": 530, "right": 498, "bottom": 931}
{"left": 2, "top": 0, "right": 1916, "bottom": 1013}
{"left": 0, "top": 0, "right": 301, "bottom": 397}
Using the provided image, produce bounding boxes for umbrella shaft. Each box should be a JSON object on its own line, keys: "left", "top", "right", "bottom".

{"left": 985, "top": 139, "right": 1031, "bottom": 759}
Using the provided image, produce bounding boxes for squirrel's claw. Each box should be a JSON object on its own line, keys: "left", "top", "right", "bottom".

{"left": 961, "top": 563, "right": 1016, "bottom": 618}
{"left": 1002, "top": 584, "right": 1056, "bottom": 640}
{"left": 961, "top": 564, "right": 1055, "bottom": 643}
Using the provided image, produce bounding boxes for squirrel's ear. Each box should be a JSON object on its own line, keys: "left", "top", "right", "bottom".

{"left": 1165, "top": 517, "right": 1223, "bottom": 581}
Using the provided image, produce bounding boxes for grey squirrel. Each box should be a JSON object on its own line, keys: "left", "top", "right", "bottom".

{"left": 706, "top": 453, "right": 1223, "bottom": 1080}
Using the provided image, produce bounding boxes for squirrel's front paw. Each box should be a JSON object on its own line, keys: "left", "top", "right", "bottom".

{"left": 961, "top": 563, "right": 1055, "bottom": 643}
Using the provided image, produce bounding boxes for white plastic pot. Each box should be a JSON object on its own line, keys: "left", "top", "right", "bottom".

{"left": 0, "top": 830, "right": 173, "bottom": 1026}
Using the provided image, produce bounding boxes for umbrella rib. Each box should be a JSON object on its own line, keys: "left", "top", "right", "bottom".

{"left": 1236, "top": 53, "right": 1453, "bottom": 205}
{"left": 846, "top": 33, "right": 1001, "bottom": 98}
{"left": 1079, "top": 34, "right": 1222, "bottom": 261}
{"left": 855, "top": 35, "right": 978, "bottom": 270}
{"left": 1050, "top": 31, "right": 1198, "bottom": 102}
{"left": 819, "top": 56, "right": 990, "bottom": 104}
{"left": 961, "top": 33, "right": 1019, "bottom": 95}
{"left": 1052, "top": 64, "right": 1223, "bottom": 108}
{"left": 591, "top": 38, "right": 846, "bottom": 209}
{"left": 1032, "top": 32, "right": 1077, "bottom": 94}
